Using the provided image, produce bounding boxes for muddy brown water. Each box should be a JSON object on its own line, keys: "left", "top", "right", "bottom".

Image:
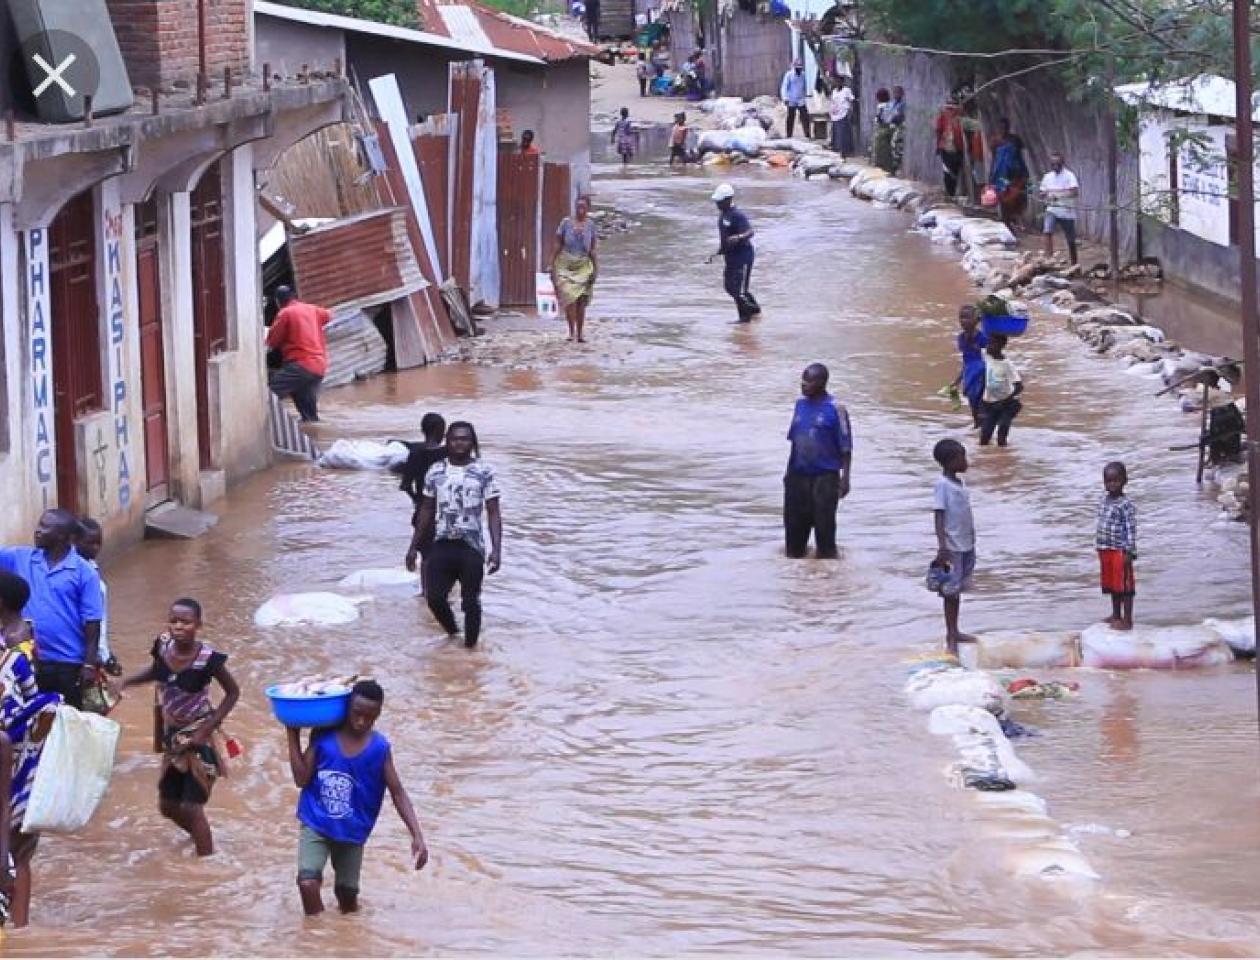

{"left": 9, "top": 164, "right": 1260, "bottom": 956}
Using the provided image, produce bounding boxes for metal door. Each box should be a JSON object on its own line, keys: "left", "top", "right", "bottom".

{"left": 190, "top": 161, "right": 226, "bottom": 470}
{"left": 136, "top": 195, "right": 169, "bottom": 500}
{"left": 497, "top": 152, "right": 541, "bottom": 306}
{"left": 48, "top": 189, "right": 101, "bottom": 512}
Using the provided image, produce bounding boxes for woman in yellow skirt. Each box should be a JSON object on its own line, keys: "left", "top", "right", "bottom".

{"left": 550, "top": 196, "right": 599, "bottom": 343}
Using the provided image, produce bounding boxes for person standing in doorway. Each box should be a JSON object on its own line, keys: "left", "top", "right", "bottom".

{"left": 0, "top": 510, "right": 103, "bottom": 709}
{"left": 784, "top": 364, "right": 853, "bottom": 559}
{"left": 780, "top": 58, "right": 810, "bottom": 138}
{"left": 712, "top": 183, "right": 760, "bottom": 323}
{"left": 519, "top": 129, "right": 540, "bottom": 155}
{"left": 550, "top": 196, "right": 599, "bottom": 343}
{"left": 828, "top": 75, "right": 855, "bottom": 159}
{"left": 267, "top": 285, "right": 333, "bottom": 423}
{"left": 1040, "top": 152, "right": 1080, "bottom": 265}
{"left": 408, "top": 422, "right": 502, "bottom": 649}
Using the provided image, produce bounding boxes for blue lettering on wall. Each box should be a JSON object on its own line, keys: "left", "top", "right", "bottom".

{"left": 27, "top": 229, "right": 52, "bottom": 508}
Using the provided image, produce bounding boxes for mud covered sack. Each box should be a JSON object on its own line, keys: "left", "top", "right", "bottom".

{"left": 22, "top": 706, "right": 120, "bottom": 834}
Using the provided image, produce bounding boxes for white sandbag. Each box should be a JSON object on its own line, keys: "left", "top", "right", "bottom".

{"left": 930, "top": 704, "right": 1034, "bottom": 785}
{"left": 337, "top": 568, "right": 421, "bottom": 595}
{"left": 905, "top": 666, "right": 1007, "bottom": 715}
{"left": 762, "top": 137, "right": 822, "bottom": 154}
{"left": 795, "top": 153, "right": 839, "bottom": 177}
{"left": 22, "top": 706, "right": 120, "bottom": 834}
{"left": 1008, "top": 839, "right": 1100, "bottom": 882}
{"left": 254, "top": 592, "right": 366, "bottom": 627}
{"left": 1080, "top": 623, "right": 1235, "bottom": 670}
{"left": 1203, "top": 616, "right": 1255, "bottom": 656}
{"left": 969, "top": 631, "right": 1083, "bottom": 670}
{"left": 727, "top": 124, "right": 767, "bottom": 156}
{"left": 959, "top": 219, "right": 1017, "bottom": 249}
{"left": 318, "top": 439, "right": 409, "bottom": 471}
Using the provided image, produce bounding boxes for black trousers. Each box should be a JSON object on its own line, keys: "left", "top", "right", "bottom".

{"left": 785, "top": 105, "right": 811, "bottom": 138}
{"left": 425, "top": 540, "right": 486, "bottom": 647}
{"left": 638, "top": 77, "right": 647, "bottom": 97}
{"left": 36, "top": 659, "right": 84, "bottom": 709}
{"left": 723, "top": 255, "right": 758, "bottom": 321}
{"left": 939, "top": 149, "right": 963, "bottom": 196}
{"left": 979, "top": 397, "right": 1022, "bottom": 446}
{"left": 269, "top": 362, "right": 323, "bottom": 422}
{"left": 784, "top": 471, "right": 841, "bottom": 559}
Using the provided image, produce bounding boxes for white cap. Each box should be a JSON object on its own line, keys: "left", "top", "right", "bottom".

{"left": 711, "top": 183, "right": 735, "bottom": 202}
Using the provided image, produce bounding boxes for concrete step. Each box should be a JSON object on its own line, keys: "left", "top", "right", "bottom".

{"left": 144, "top": 503, "right": 219, "bottom": 540}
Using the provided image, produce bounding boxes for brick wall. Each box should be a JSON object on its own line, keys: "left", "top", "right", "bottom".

{"left": 106, "top": 0, "right": 250, "bottom": 91}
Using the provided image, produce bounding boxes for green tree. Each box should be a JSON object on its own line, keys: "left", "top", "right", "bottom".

{"left": 271, "top": 0, "right": 421, "bottom": 29}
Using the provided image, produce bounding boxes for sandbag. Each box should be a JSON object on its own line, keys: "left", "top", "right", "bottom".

{"left": 970, "top": 631, "right": 1082, "bottom": 670}
{"left": 929, "top": 704, "right": 1034, "bottom": 787}
{"left": 317, "top": 439, "right": 409, "bottom": 471}
{"left": 1080, "top": 623, "right": 1235, "bottom": 669}
{"left": 905, "top": 666, "right": 1007, "bottom": 715}
{"left": 22, "top": 706, "right": 120, "bottom": 834}
{"left": 254, "top": 592, "right": 365, "bottom": 627}
{"left": 1203, "top": 616, "right": 1255, "bottom": 657}
{"left": 337, "top": 568, "right": 421, "bottom": 595}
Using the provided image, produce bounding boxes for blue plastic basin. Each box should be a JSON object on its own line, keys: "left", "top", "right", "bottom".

{"left": 265, "top": 685, "right": 351, "bottom": 728}
{"left": 981, "top": 314, "right": 1030, "bottom": 337}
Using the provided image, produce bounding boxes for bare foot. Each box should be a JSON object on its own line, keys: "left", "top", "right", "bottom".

{"left": 1115, "top": 621, "right": 1133, "bottom": 632}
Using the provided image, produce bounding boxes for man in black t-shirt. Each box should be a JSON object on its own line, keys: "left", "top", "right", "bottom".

{"left": 392, "top": 412, "right": 447, "bottom": 591}
{"left": 712, "top": 183, "right": 760, "bottom": 323}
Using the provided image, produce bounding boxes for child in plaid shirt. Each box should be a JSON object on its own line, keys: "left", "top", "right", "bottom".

{"left": 1096, "top": 461, "right": 1136, "bottom": 630}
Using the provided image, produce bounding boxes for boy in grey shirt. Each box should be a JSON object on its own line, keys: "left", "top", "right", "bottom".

{"left": 932, "top": 439, "right": 976, "bottom": 654}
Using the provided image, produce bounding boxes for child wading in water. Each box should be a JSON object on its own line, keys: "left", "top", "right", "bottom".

{"left": 121, "top": 599, "right": 239, "bottom": 856}
{"left": 669, "top": 112, "right": 690, "bottom": 166}
{"left": 952, "top": 306, "right": 988, "bottom": 429}
{"left": 980, "top": 333, "right": 1023, "bottom": 446}
{"left": 287, "top": 680, "right": 427, "bottom": 915}
{"left": 611, "top": 107, "right": 636, "bottom": 166}
{"left": 932, "top": 439, "right": 977, "bottom": 654}
{"left": 1096, "top": 461, "right": 1137, "bottom": 629}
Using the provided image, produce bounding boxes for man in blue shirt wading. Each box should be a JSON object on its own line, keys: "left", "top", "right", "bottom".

{"left": 0, "top": 509, "right": 104, "bottom": 708}
{"left": 784, "top": 363, "right": 853, "bottom": 559}
{"left": 712, "top": 183, "right": 761, "bottom": 324}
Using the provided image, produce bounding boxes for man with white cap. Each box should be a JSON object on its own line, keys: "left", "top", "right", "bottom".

{"left": 780, "top": 57, "right": 810, "bottom": 138}
{"left": 712, "top": 183, "right": 760, "bottom": 323}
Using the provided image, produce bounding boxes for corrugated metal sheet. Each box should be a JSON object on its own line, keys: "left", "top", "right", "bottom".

{"left": 438, "top": 4, "right": 495, "bottom": 51}
{"left": 288, "top": 208, "right": 425, "bottom": 311}
{"left": 323, "top": 309, "right": 389, "bottom": 388}
{"left": 413, "top": 131, "right": 452, "bottom": 276}
{"left": 497, "top": 152, "right": 542, "bottom": 306}
{"left": 450, "top": 63, "right": 481, "bottom": 296}
{"left": 542, "top": 161, "right": 573, "bottom": 260}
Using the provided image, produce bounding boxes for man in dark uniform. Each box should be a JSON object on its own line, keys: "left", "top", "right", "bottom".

{"left": 712, "top": 183, "right": 760, "bottom": 323}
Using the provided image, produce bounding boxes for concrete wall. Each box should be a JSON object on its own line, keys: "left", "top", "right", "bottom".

{"left": 255, "top": 14, "right": 346, "bottom": 76}
{"left": 720, "top": 12, "right": 788, "bottom": 100}
{"left": 1140, "top": 216, "right": 1258, "bottom": 310}
{"left": 856, "top": 46, "right": 1138, "bottom": 259}
{"left": 496, "top": 59, "right": 592, "bottom": 193}
{"left": 348, "top": 33, "right": 453, "bottom": 120}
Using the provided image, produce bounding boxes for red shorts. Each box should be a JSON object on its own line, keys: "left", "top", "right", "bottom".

{"left": 1098, "top": 548, "right": 1135, "bottom": 596}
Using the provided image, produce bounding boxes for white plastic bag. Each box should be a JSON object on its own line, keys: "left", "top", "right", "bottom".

{"left": 317, "top": 439, "right": 409, "bottom": 471}
{"left": 254, "top": 592, "right": 366, "bottom": 627}
{"left": 1080, "top": 623, "right": 1234, "bottom": 669}
{"left": 536, "top": 273, "right": 559, "bottom": 320}
{"left": 337, "top": 568, "right": 421, "bottom": 596}
{"left": 22, "top": 706, "right": 120, "bottom": 834}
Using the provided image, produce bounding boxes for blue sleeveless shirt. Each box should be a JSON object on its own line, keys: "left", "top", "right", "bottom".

{"left": 297, "top": 730, "right": 390, "bottom": 845}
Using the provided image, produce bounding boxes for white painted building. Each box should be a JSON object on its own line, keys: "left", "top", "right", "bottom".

{"left": 0, "top": 1, "right": 346, "bottom": 548}
{"left": 1118, "top": 76, "right": 1260, "bottom": 302}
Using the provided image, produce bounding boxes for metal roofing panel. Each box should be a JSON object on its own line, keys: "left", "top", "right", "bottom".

{"left": 438, "top": 5, "right": 495, "bottom": 52}
{"left": 254, "top": 0, "right": 542, "bottom": 64}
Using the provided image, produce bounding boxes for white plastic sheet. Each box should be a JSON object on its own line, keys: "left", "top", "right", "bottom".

{"left": 254, "top": 592, "right": 366, "bottom": 627}
{"left": 317, "top": 439, "right": 409, "bottom": 471}
{"left": 337, "top": 568, "right": 421, "bottom": 596}
{"left": 22, "top": 707, "right": 120, "bottom": 834}
{"left": 1080, "top": 623, "right": 1234, "bottom": 669}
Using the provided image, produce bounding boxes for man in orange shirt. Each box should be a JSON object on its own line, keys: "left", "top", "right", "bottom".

{"left": 266, "top": 285, "right": 332, "bottom": 422}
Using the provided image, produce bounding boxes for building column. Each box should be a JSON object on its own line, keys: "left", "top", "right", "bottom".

{"left": 162, "top": 189, "right": 203, "bottom": 506}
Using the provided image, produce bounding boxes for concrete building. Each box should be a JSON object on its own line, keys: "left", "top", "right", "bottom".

{"left": 254, "top": 0, "right": 595, "bottom": 193}
{"left": 0, "top": 0, "right": 346, "bottom": 547}
{"left": 1120, "top": 76, "right": 1259, "bottom": 305}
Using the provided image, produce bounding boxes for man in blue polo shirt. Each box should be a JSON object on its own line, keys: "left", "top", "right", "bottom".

{"left": 0, "top": 509, "right": 103, "bottom": 708}
{"left": 784, "top": 363, "right": 853, "bottom": 559}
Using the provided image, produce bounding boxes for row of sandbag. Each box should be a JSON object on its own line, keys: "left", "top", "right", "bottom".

{"left": 904, "top": 657, "right": 1100, "bottom": 882}
{"left": 960, "top": 618, "right": 1254, "bottom": 672}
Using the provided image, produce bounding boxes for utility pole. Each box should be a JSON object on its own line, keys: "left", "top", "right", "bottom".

{"left": 1230, "top": 0, "right": 1260, "bottom": 735}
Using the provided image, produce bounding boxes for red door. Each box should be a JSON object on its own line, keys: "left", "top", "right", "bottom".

{"left": 136, "top": 195, "right": 169, "bottom": 499}
{"left": 48, "top": 190, "right": 102, "bottom": 513}
{"left": 190, "top": 162, "right": 227, "bottom": 471}
{"left": 497, "top": 152, "right": 541, "bottom": 306}
{"left": 542, "top": 162, "right": 573, "bottom": 262}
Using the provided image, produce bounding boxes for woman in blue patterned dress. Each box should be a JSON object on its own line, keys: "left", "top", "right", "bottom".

{"left": 0, "top": 570, "right": 62, "bottom": 927}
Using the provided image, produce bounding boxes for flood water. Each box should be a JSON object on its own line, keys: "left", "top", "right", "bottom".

{"left": 10, "top": 162, "right": 1260, "bottom": 956}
